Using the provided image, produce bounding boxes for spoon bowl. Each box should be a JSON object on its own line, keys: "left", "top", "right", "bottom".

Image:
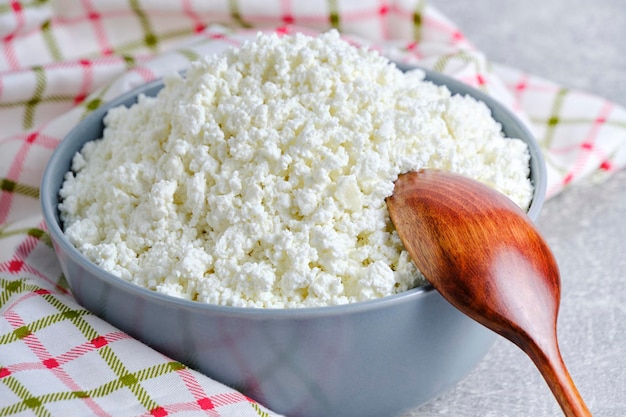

{"left": 387, "top": 169, "right": 591, "bottom": 417}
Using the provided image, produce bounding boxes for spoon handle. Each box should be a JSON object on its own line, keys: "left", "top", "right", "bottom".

{"left": 525, "top": 338, "right": 592, "bottom": 417}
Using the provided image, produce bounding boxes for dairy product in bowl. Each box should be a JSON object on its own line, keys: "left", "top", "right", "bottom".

{"left": 58, "top": 30, "right": 532, "bottom": 308}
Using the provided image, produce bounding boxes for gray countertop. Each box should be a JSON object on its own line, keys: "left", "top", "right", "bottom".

{"left": 404, "top": 1, "right": 626, "bottom": 416}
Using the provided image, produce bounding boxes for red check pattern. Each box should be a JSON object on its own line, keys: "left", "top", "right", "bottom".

{"left": 1, "top": 1, "right": 626, "bottom": 416}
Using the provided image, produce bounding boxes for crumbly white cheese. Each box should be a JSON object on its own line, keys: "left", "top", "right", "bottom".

{"left": 59, "top": 30, "right": 533, "bottom": 308}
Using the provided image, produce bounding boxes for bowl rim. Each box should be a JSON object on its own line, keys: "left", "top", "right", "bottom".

{"left": 40, "top": 64, "right": 546, "bottom": 319}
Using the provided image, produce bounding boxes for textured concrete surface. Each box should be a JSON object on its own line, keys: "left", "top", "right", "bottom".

{"left": 403, "top": 1, "right": 626, "bottom": 416}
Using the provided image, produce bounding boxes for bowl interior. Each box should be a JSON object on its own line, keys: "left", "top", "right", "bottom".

{"left": 40, "top": 65, "right": 546, "bottom": 316}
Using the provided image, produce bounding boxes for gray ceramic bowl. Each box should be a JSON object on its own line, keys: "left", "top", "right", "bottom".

{"left": 41, "top": 65, "right": 546, "bottom": 417}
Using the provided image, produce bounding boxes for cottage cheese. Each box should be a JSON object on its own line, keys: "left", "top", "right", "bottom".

{"left": 59, "top": 30, "right": 533, "bottom": 308}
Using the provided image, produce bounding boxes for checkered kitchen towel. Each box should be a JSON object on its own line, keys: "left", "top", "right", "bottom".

{"left": 1, "top": 1, "right": 625, "bottom": 416}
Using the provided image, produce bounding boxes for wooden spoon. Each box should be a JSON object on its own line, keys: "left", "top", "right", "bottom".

{"left": 387, "top": 169, "right": 591, "bottom": 417}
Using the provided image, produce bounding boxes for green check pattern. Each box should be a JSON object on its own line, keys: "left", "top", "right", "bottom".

{"left": 1, "top": 1, "right": 626, "bottom": 416}
{"left": 1, "top": 241, "right": 272, "bottom": 416}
